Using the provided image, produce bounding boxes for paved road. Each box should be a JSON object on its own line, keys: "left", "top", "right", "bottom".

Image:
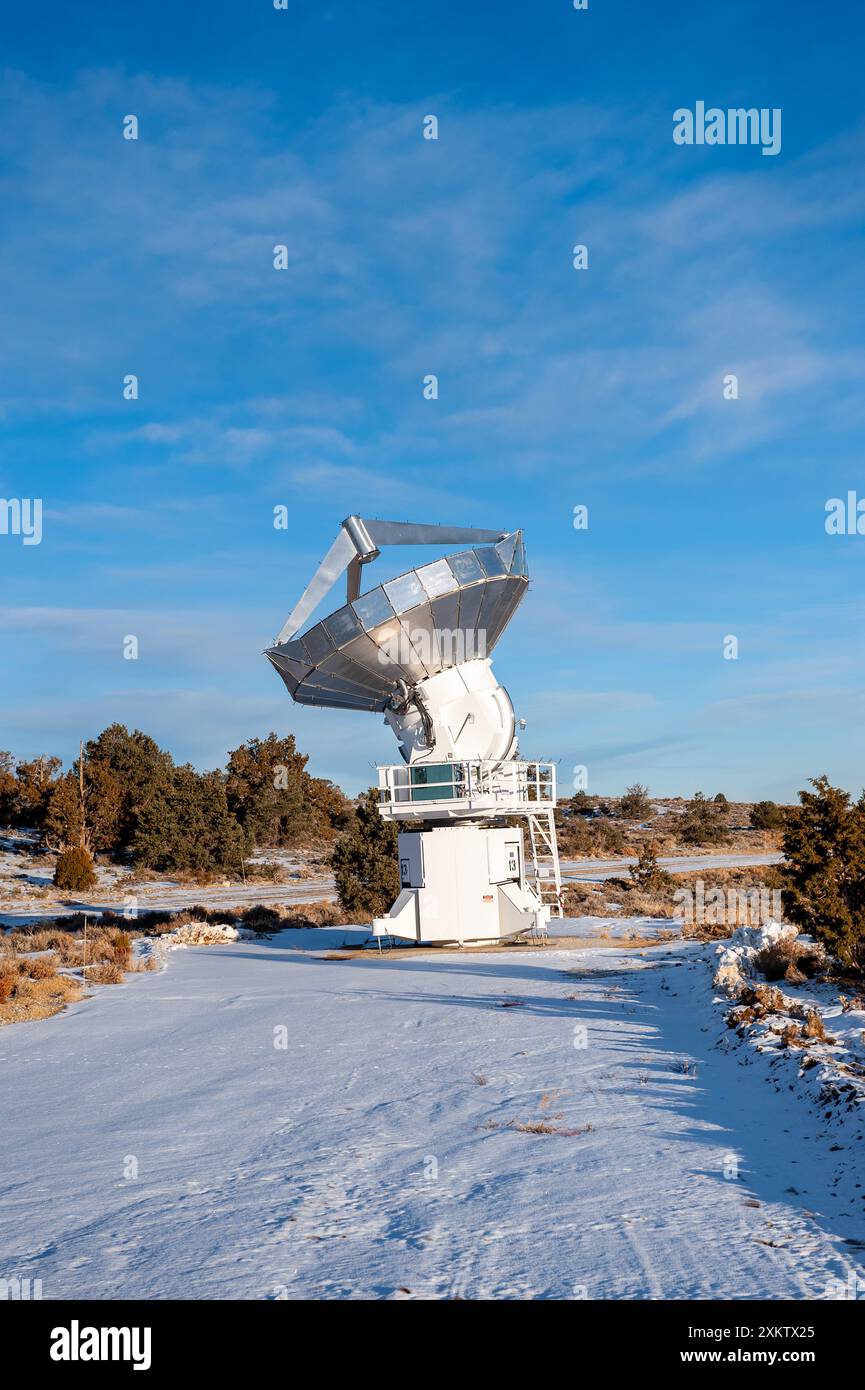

{"left": 560, "top": 852, "right": 783, "bottom": 883}
{"left": 0, "top": 879, "right": 334, "bottom": 927}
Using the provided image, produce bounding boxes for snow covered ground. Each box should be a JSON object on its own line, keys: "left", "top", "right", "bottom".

{"left": 1, "top": 925, "right": 863, "bottom": 1300}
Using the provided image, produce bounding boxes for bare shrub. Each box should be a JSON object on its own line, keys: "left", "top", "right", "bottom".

{"left": 28, "top": 954, "right": 59, "bottom": 979}
{"left": 753, "top": 936, "right": 827, "bottom": 982}
{"left": 0, "top": 967, "right": 84, "bottom": 1024}
{"left": 779, "top": 1022, "right": 803, "bottom": 1047}
{"left": 54, "top": 845, "right": 98, "bottom": 891}
{"left": 112, "top": 931, "right": 133, "bottom": 968}
{"left": 130, "top": 956, "right": 159, "bottom": 973}
{"left": 87, "top": 962, "right": 125, "bottom": 985}
{"left": 802, "top": 1008, "right": 831, "bottom": 1043}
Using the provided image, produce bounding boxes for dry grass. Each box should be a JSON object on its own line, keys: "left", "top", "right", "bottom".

{"left": 85, "top": 962, "right": 125, "bottom": 985}
{"left": 778, "top": 1021, "right": 803, "bottom": 1047}
{"left": 28, "top": 953, "right": 59, "bottom": 978}
{"left": 0, "top": 959, "right": 84, "bottom": 1025}
{"left": 558, "top": 800, "right": 783, "bottom": 861}
{"left": 1, "top": 925, "right": 133, "bottom": 969}
{"left": 0, "top": 891, "right": 352, "bottom": 1027}
{"left": 563, "top": 866, "right": 783, "bottom": 929}
{"left": 0, "top": 923, "right": 138, "bottom": 1024}
{"left": 801, "top": 1007, "right": 831, "bottom": 1042}
{"left": 512, "top": 1120, "right": 593, "bottom": 1137}
{"left": 726, "top": 983, "right": 786, "bottom": 1030}
{"left": 481, "top": 1086, "right": 593, "bottom": 1137}
{"left": 483, "top": 1117, "right": 594, "bottom": 1138}
{"left": 728, "top": 983, "right": 836, "bottom": 1050}
{"left": 129, "top": 956, "right": 159, "bottom": 973}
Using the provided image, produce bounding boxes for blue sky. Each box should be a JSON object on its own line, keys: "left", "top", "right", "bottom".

{"left": 1, "top": 0, "right": 863, "bottom": 800}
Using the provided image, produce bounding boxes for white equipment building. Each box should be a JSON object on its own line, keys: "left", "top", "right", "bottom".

{"left": 266, "top": 517, "right": 562, "bottom": 946}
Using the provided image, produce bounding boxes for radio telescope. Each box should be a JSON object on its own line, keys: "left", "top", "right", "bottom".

{"left": 266, "top": 516, "right": 562, "bottom": 945}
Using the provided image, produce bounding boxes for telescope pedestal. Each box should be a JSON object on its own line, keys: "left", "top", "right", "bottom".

{"left": 372, "top": 823, "right": 550, "bottom": 946}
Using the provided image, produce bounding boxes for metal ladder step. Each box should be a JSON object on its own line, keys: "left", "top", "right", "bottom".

{"left": 526, "top": 808, "right": 563, "bottom": 918}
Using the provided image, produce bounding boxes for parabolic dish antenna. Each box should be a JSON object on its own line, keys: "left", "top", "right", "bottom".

{"left": 265, "top": 515, "right": 561, "bottom": 945}
{"left": 265, "top": 517, "right": 527, "bottom": 714}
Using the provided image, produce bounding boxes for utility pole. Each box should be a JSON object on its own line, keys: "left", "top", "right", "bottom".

{"left": 78, "top": 740, "right": 86, "bottom": 851}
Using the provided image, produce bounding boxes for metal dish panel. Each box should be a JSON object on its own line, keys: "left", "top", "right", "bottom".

{"left": 293, "top": 683, "right": 381, "bottom": 711}
{"left": 512, "top": 534, "right": 527, "bottom": 577}
{"left": 300, "top": 622, "right": 335, "bottom": 664}
{"left": 475, "top": 578, "right": 512, "bottom": 655}
{"left": 485, "top": 576, "right": 527, "bottom": 650}
{"left": 495, "top": 531, "right": 518, "bottom": 572}
{"left": 266, "top": 651, "right": 314, "bottom": 685}
{"left": 364, "top": 616, "right": 419, "bottom": 684}
{"left": 429, "top": 591, "right": 463, "bottom": 665}
{"left": 397, "top": 602, "right": 441, "bottom": 677}
{"left": 300, "top": 665, "right": 389, "bottom": 704}
{"left": 352, "top": 586, "right": 394, "bottom": 630}
{"left": 417, "top": 558, "right": 460, "bottom": 599}
{"left": 394, "top": 614, "right": 435, "bottom": 682}
{"left": 338, "top": 631, "right": 402, "bottom": 684}
{"left": 454, "top": 580, "right": 484, "bottom": 645}
{"left": 316, "top": 651, "right": 395, "bottom": 698}
{"left": 323, "top": 603, "right": 363, "bottom": 647}
{"left": 384, "top": 571, "right": 426, "bottom": 615}
{"left": 475, "top": 546, "right": 508, "bottom": 579}
{"left": 447, "top": 550, "right": 484, "bottom": 586}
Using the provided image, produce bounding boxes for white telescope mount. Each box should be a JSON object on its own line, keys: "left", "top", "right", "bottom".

{"left": 266, "top": 515, "right": 563, "bottom": 946}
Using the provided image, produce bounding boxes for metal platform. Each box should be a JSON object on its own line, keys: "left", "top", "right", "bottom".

{"left": 376, "top": 758, "right": 556, "bottom": 818}
{"left": 376, "top": 758, "right": 564, "bottom": 918}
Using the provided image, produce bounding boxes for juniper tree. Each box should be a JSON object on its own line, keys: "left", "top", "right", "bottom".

{"left": 678, "top": 792, "right": 730, "bottom": 847}
{"left": 84, "top": 724, "right": 174, "bottom": 856}
{"left": 225, "top": 733, "right": 350, "bottom": 846}
{"left": 53, "top": 844, "right": 98, "bottom": 892}
{"left": 12, "top": 755, "right": 62, "bottom": 828}
{"left": 0, "top": 752, "right": 15, "bottom": 824}
{"left": 619, "top": 784, "right": 652, "bottom": 820}
{"left": 750, "top": 800, "right": 786, "bottom": 830}
{"left": 331, "top": 790, "right": 399, "bottom": 920}
{"left": 132, "top": 765, "right": 250, "bottom": 874}
{"left": 44, "top": 755, "right": 123, "bottom": 855}
{"left": 781, "top": 776, "right": 865, "bottom": 972}
{"left": 629, "top": 841, "right": 673, "bottom": 891}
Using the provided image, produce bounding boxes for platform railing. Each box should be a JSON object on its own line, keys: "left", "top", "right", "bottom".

{"left": 377, "top": 759, "right": 557, "bottom": 812}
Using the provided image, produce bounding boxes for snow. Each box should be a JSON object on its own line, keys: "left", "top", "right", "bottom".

{"left": 2, "top": 924, "right": 864, "bottom": 1300}
{"left": 714, "top": 919, "right": 801, "bottom": 996}
{"left": 708, "top": 924, "right": 865, "bottom": 1150}
{"left": 134, "top": 922, "right": 258, "bottom": 965}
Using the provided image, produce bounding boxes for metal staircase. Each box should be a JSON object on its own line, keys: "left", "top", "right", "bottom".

{"left": 525, "top": 808, "right": 563, "bottom": 919}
